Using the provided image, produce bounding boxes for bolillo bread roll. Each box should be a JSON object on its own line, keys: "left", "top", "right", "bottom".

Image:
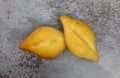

{"left": 19, "top": 26, "right": 65, "bottom": 59}
{"left": 60, "top": 15, "right": 99, "bottom": 61}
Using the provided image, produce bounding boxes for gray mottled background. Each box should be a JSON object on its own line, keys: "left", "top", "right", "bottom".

{"left": 0, "top": 0, "right": 120, "bottom": 78}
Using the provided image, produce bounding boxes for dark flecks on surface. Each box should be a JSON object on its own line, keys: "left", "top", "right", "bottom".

{"left": 17, "top": 52, "right": 43, "bottom": 68}
{"left": 8, "top": 70, "right": 12, "bottom": 74}
{"left": 6, "top": 11, "right": 11, "bottom": 20}
{"left": 7, "top": 16, "right": 10, "bottom": 19}
{"left": 0, "top": 71, "right": 9, "bottom": 78}
{"left": 7, "top": 11, "right": 11, "bottom": 14}
{"left": 29, "top": 75, "right": 33, "bottom": 78}
{"left": 13, "top": 6, "right": 15, "bottom": 8}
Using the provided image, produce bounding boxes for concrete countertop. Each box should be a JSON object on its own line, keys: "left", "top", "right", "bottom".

{"left": 0, "top": 0, "right": 120, "bottom": 78}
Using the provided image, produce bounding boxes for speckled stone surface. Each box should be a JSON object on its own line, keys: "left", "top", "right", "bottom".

{"left": 0, "top": 0, "right": 120, "bottom": 78}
